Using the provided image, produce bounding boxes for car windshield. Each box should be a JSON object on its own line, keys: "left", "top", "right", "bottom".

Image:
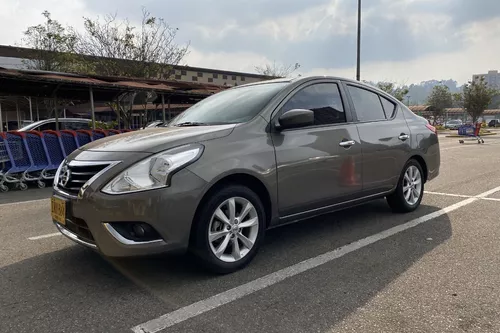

{"left": 168, "top": 82, "right": 288, "bottom": 126}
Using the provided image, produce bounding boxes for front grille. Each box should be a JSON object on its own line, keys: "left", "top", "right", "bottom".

{"left": 65, "top": 217, "right": 95, "bottom": 244}
{"left": 58, "top": 163, "right": 110, "bottom": 196}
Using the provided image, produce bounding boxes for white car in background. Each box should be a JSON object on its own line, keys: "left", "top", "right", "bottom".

{"left": 444, "top": 119, "right": 462, "bottom": 130}
{"left": 17, "top": 118, "right": 92, "bottom": 132}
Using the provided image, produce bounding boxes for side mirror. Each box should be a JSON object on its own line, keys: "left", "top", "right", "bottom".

{"left": 277, "top": 109, "right": 314, "bottom": 130}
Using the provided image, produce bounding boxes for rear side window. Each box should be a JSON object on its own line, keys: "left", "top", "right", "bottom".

{"left": 380, "top": 96, "right": 396, "bottom": 118}
{"left": 65, "top": 121, "right": 90, "bottom": 130}
{"left": 282, "top": 83, "right": 346, "bottom": 125}
{"left": 38, "top": 122, "right": 57, "bottom": 131}
{"left": 347, "top": 85, "right": 386, "bottom": 122}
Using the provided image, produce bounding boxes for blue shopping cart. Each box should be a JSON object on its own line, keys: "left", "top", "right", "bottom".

{"left": 60, "top": 130, "right": 79, "bottom": 155}
{"left": 76, "top": 130, "right": 93, "bottom": 146}
{"left": 41, "top": 130, "right": 65, "bottom": 180}
{"left": 0, "top": 134, "right": 11, "bottom": 192}
{"left": 24, "top": 131, "right": 51, "bottom": 188}
{"left": 458, "top": 123, "right": 484, "bottom": 144}
{"left": 0, "top": 132, "right": 31, "bottom": 191}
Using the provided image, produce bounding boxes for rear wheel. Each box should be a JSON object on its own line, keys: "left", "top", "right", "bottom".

{"left": 387, "top": 159, "right": 424, "bottom": 213}
{"left": 192, "top": 185, "right": 266, "bottom": 274}
{"left": 19, "top": 183, "right": 28, "bottom": 191}
{"left": 0, "top": 184, "right": 8, "bottom": 193}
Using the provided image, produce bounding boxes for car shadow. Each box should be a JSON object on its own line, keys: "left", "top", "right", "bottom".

{"left": 0, "top": 200, "right": 452, "bottom": 333}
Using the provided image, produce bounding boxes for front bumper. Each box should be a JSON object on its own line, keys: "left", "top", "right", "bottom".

{"left": 53, "top": 167, "right": 207, "bottom": 257}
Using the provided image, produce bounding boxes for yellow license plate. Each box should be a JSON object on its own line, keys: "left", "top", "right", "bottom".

{"left": 51, "top": 196, "right": 66, "bottom": 225}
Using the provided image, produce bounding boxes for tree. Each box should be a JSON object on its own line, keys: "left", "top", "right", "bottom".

{"left": 461, "top": 79, "right": 497, "bottom": 123}
{"left": 427, "top": 85, "right": 453, "bottom": 125}
{"left": 255, "top": 61, "right": 300, "bottom": 78}
{"left": 74, "top": 8, "right": 189, "bottom": 78}
{"left": 452, "top": 92, "right": 463, "bottom": 108}
{"left": 376, "top": 82, "right": 409, "bottom": 102}
{"left": 20, "top": 10, "right": 77, "bottom": 71}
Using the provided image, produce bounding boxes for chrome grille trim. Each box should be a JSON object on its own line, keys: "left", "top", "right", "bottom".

{"left": 54, "top": 160, "right": 120, "bottom": 198}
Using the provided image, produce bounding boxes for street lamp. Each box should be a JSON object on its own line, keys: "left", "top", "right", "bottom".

{"left": 356, "top": 0, "right": 361, "bottom": 81}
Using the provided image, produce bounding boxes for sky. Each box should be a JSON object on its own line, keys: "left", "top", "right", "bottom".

{"left": 0, "top": 0, "right": 499, "bottom": 85}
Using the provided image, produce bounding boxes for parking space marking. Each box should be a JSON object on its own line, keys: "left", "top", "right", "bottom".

{"left": 0, "top": 198, "right": 50, "bottom": 207}
{"left": 425, "top": 191, "right": 500, "bottom": 201}
{"left": 424, "top": 191, "right": 471, "bottom": 198}
{"left": 131, "top": 185, "right": 500, "bottom": 333}
{"left": 28, "top": 232, "right": 62, "bottom": 240}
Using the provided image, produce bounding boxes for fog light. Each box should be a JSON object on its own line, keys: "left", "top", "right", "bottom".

{"left": 132, "top": 224, "right": 146, "bottom": 238}
{"left": 108, "top": 222, "right": 162, "bottom": 242}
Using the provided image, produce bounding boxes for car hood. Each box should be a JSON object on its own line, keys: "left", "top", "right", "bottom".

{"left": 79, "top": 124, "right": 236, "bottom": 153}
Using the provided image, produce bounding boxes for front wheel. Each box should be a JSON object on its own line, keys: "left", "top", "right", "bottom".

{"left": 387, "top": 160, "right": 424, "bottom": 213}
{"left": 192, "top": 185, "right": 266, "bottom": 274}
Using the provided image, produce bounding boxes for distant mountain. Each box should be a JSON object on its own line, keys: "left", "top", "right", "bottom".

{"left": 365, "top": 79, "right": 463, "bottom": 105}
{"left": 407, "top": 79, "right": 462, "bottom": 105}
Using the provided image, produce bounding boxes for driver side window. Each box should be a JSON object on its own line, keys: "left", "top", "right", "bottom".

{"left": 282, "top": 83, "right": 346, "bottom": 126}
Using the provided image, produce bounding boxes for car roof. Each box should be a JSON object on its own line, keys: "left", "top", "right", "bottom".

{"left": 234, "top": 75, "right": 399, "bottom": 100}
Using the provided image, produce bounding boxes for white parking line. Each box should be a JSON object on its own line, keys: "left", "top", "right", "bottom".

{"left": 425, "top": 191, "right": 500, "bottom": 201}
{"left": 0, "top": 198, "right": 50, "bottom": 207}
{"left": 425, "top": 191, "right": 471, "bottom": 198}
{"left": 28, "top": 232, "right": 62, "bottom": 240}
{"left": 131, "top": 184, "right": 500, "bottom": 333}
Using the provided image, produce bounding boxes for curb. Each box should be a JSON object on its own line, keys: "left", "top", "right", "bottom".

{"left": 445, "top": 133, "right": 497, "bottom": 138}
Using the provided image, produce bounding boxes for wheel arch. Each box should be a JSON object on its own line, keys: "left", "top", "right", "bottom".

{"left": 409, "top": 154, "right": 428, "bottom": 182}
{"left": 189, "top": 172, "right": 274, "bottom": 246}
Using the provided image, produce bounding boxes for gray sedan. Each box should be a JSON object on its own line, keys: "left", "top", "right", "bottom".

{"left": 51, "top": 76, "right": 440, "bottom": 273}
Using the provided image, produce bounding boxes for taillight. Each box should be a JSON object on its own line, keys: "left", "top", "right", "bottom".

{"left": 425, "top": 124, "right": 437, "bottom": 134}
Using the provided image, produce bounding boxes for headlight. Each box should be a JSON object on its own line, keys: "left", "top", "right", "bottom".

{"left": 102, "top": 144, "right": 203, "bottom": 194}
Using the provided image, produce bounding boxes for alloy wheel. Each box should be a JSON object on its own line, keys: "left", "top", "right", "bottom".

{"left": 208, "top": 197, "right": 259, "bottom": 263}
{"left": 403, "top": 165, "right": 422, "bottom": 205}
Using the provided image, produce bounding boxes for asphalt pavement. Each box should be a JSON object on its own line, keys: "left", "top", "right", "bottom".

{"left": 1, "top": 134, "right": 500, "bottom": 333}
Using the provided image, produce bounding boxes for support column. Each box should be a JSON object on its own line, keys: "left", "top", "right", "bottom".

{"left": 0, "top": 102, "right": 3, "bottom": 132}
{"left": 162, "top": 94, "right": 166, "bottom": 123}
{"left": 54, "top": 97, "right": 59, "bottom": 131}
{"left": 28, "top": 97, "right": 33, "bottom": 122}
{"left": 90, "top": 86, "right": 96, "bottom": 130}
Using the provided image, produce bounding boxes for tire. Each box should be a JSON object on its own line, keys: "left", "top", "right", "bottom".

{"left": 37, "top": 180, "right": 46, "bottom": 189}
{"left": 386, "top": 159, "right": 424, "bottom": 213}
{"left": 19, "top": 183, "right": 28, "bottom": 191}
{"left": 191, "top": 184, "right": 266, "bottom": 274}
{"left": 0, "top": 185, "right": 8, "bottom": 193}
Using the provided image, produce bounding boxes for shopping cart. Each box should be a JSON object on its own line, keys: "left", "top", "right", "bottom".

{"left": 458, "top": 123, "right": 484, "bottom": 144}
{"left": 0, "top": 135, "right": 10, "bottom": 192}
{"left": 0, "top": 132, "right": 31, "bottom": 191}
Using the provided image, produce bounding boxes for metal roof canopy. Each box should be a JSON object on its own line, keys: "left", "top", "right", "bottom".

{"left": 0, "top": 67, "right": 226, "bottom": 130}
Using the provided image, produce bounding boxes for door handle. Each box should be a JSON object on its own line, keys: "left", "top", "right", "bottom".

{"left": 398, "top": 134, "right": 410, "bottom": 141}
{"left": 339, "top": 140, "right": 356, "bottom": 147}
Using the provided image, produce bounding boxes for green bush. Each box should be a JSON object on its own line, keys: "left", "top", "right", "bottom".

{"left": 435, "top": 125, "right": 445, "bottom": 130}
{"left": 89, "top": 120, "right": 118, "bottom": 130}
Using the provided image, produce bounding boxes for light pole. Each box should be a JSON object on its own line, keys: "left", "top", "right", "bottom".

{"left": 356, "top": 0, "right": 361, "bottom": 81}
{"left": 406, "top": 95, "right": 411, "bottom": 106}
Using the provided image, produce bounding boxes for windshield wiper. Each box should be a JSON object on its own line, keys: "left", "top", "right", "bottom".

{"left": 174, "top": 122, "right": 209, "bottom": 127}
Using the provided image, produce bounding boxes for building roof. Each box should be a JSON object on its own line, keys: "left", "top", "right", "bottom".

{"left": 0, "top": 67, "right": 227, "bottom": 102}
{"left": 0, "top": 45, "right": 276, "bottom": 80}
{"left": 408, "top": 105, "right": 432, "bottom": 112}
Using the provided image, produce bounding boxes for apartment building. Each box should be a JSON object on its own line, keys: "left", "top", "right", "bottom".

{"left": 472, "top": 70, "right": 500, "bottom": 88}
